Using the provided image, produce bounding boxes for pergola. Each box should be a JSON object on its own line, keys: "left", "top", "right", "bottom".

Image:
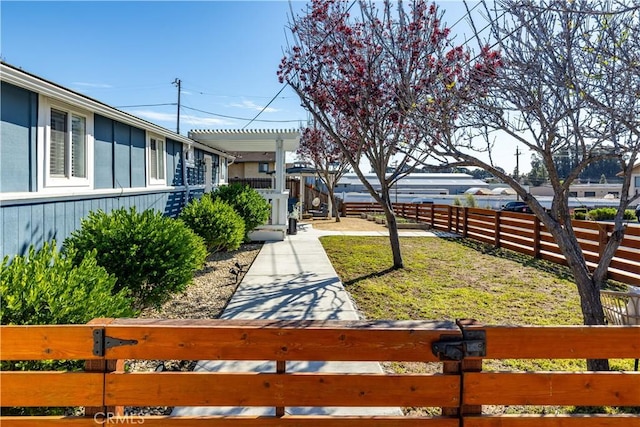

{"left": 189, "top": 129, "right": 300, "bottom": 240}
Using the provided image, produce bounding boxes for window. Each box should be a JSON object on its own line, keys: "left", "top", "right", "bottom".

{"left": 148, "top": 135, "right": 166, "bottom": 184}
{"left": 585, "top": 191, "right": 596, "bottom": 197}
{"left": 569, "top": 191, "right": 578, "bottom": 197}
{"left": 40, "top": 98, "right": 93, "bottom": 188}
{"left": 220, "top": 158, "right": 227, "bottom": 183}
{"left": 259, "top": 162, "right": 269, "bottom": 173}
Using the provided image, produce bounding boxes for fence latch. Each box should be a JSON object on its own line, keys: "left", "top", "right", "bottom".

{"left": 431, "top": 322, "right": 485, "bottom": 361}
{"left": 93, "top": 329, "right": 138, "bottom": 357}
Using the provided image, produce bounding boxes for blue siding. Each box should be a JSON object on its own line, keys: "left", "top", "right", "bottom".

{"left": 131, "top": 127, "right": 145, "bottom": 187}
{"left": 95, "top": 115, "right": 151, "bottom": 190}
{"left": 166, "top": 139, "right": 183, "bottom": 186}
{"left": 114, "top": 121, "right": 131, "bottom": 188}
{"left": 94, "top": 114, "right": 114, "bottom": 189}
{"left": 1, "top": 189, "right": 188, "bottom": 259}
{"left": 1, "top": 82, "right": 37, "bottom": 192}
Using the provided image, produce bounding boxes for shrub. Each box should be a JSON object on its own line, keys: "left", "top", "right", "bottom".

{"left": 1, "top": 241, "right": 134, "bottom": 325}
{"left": 63, "top": 207, "right": 207, "bottom": 308}
{"left": 573, "top": 211, "right": 587, "bottom": 220}
{"left": 465, "top": 194, "right": 477, "bottom": 208}
{"left": 0, "top": 242, "right": 134, "bottom": 414}
{"left": 179, "top": 194, "right": 245, "bottom": 252}
{"left": 211, "top": 184, "right": 270, "bottom": 237}
{"left": 587, "top": 208, "right": 636, "bottom": 221}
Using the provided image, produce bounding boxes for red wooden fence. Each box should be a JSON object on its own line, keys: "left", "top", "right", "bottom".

{"left": 342, "top": 202, "right": 640, "bottom": 286}
{"left": 1, "top": 319, "right": 639, "bottom": 425}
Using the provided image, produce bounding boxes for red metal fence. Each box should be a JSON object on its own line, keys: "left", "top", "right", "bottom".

{"left": 343, "top": 202, "right": 640, "bottom": 286}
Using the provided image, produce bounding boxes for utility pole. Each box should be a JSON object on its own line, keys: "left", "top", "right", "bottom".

{"left": 515, "top": 147, "right": 521, "bottom": 201}
{"left": 514, "top": 147, "right": 521, "bottom": 182}
{"left": 172, "top": 78, "right": 181, "bottom": 134}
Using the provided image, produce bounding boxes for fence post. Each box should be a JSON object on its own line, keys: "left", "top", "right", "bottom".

{"left": 440, "top": 319, "right": 484, "bottom": 421}
{"left": 494, "top": 211, "right": 501, "bottom": 248}
{"left": 442, "top": 360, "right": 463, "bottom": 418}
{"left": 84, "top": 319, "right": 123, "bottom": 421}
{"left": 598, "top": 223, "right": 609, "bottom": 260}
{"left": 462, "top": 207, "right": 468, "bottom": 237}
{"left": 447, "top": 206, "right": 453, "bottom": 232}
{"left": 430, "top": 204, "right": 435, "bottom": 227}
{"left": 276, "top": 360, "right": 286, "bottom": 417}
{"left": 533, "top": 216, "right": 541, "bottom": 258}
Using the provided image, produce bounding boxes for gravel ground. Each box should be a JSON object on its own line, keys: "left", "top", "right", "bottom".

{"left": 124, "top": 242, "right": 262, "bottom": 416}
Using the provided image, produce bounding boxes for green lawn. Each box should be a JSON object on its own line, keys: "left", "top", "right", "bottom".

{"left": 320, "top": 235, "right": 636, "bottom": 378}
{"left": 321, "top": 235, "right": 583, "bottom": 325}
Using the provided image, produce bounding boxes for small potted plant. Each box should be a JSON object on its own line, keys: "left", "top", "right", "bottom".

{"left": 288, "top": 202, "right": 301, "bottom": 235}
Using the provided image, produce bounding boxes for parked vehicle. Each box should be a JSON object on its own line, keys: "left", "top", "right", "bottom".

{"left": 501, "top": 201, "right": 533, "bottom": 214}
{"left": 410, "top": 198, "right": 434, "bottom": 204}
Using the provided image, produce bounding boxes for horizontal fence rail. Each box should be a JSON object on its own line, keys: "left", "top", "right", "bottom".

{"left": 1, "top": 319, "right": 639, "bottom": 426}
{"left": 342, "top": 202, "right": 640, "bottom": 286}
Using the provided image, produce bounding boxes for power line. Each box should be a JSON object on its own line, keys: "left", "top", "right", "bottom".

{"left": 181, "top": 104, "right": 305, "bottom": 123}
{"left": 242, "top": 0, "right": 359, "bottom": 129}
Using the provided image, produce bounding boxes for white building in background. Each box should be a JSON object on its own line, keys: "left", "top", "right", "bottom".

{"left": 335, "top": 173, "right": 489, "bottom": 196}
{"left": 529, "top": 183, "right": 628, "bottom": 200}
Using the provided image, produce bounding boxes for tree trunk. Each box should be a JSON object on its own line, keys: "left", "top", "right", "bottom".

{"left": 551, "top": 224, "right": 610, "bottom": 371}
{"left": 381, "top": 196, "right": 403, "bottom": 269}
{"left": 328, "top": 188, "right": 340, "bottom": 222}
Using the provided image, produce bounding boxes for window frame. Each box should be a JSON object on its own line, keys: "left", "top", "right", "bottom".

{"left": 39, "top": 97, "right": 94, "bottom": 189}
{"left": 147, "top": 133, "right": 167, "bottom": 186}
{"left": 258, "top": 162, "right": 269, "bottom": 173}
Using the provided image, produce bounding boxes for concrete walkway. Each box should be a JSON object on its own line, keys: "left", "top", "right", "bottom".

{"left": 172, "top": 223, "right": 442, "bottom": 417}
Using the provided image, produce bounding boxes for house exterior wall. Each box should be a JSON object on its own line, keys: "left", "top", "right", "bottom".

{"left": 0, "top": 76, "right": 226, "bottom": 259}
{"left": 0, "top": 190, "right": 187, "bottom": 257}
{"left": 1, "top": 82, "right": 37, "bottom": 193}
{"left": 229, "top": 161, "right": 275, "bottom": 180}
{"left": 229, "top": 162, "right": 244, "bottom": 179}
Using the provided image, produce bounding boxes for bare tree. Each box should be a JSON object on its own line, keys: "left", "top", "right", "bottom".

{"left": 423, "top": 0, "right": 639, "bottom": 369}
{"left": 297, "top": 125, "right": 350, "bottom": 222}
{"left": 279, "top": 0, "right": 496, "bottom": 268}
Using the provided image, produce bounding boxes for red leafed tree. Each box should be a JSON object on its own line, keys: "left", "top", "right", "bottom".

{"left": 279, "top": 0, "right": 499, "bottom": 268}
{"left": 298, "top": 125, "right": 350, "bottom": 222}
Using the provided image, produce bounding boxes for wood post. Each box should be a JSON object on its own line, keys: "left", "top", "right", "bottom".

{"left": 276, "top": 360, "right": 286, "bottom": 417}
{"left": 598, "top": 223, "right": 609, "bottom": 259}
{"left": 494, "top": 211, "right": 501, "bottom": 248}
{"left": 430, "top": 204, "right": 435, "bottom": 227}
{"left": 84, "top": 319, "right": 123, "bottom": 421}
{"left": 533, "top": 216, "right": 541, "bottom": 258}
{"left": 462, "top": 207, "right": 468, "bottom": 237}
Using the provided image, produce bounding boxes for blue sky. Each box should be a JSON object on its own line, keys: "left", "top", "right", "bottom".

{"left": 1, "top": 0, "right": 529, "bottom": 172}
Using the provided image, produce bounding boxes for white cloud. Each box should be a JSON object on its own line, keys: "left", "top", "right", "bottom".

{"left": 72, "top": 82, "right": 113, "bottom": 88}
{"left": 230, "top": 100, "right": 279, "bottom": 113}
{"left": 181, "top": 114, "right": 236, "bottom": 126}
{"left": 133, "top": 110, "right": 235, "bottom": 127}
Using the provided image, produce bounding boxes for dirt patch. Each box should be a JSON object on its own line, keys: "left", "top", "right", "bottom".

{"left": 303, "top": 216, "right": 387, "bottom": 232}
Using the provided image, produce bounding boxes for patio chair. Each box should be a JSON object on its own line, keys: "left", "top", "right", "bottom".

{"left": 600, "top": 289, "right": 640, "bottom": 370}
